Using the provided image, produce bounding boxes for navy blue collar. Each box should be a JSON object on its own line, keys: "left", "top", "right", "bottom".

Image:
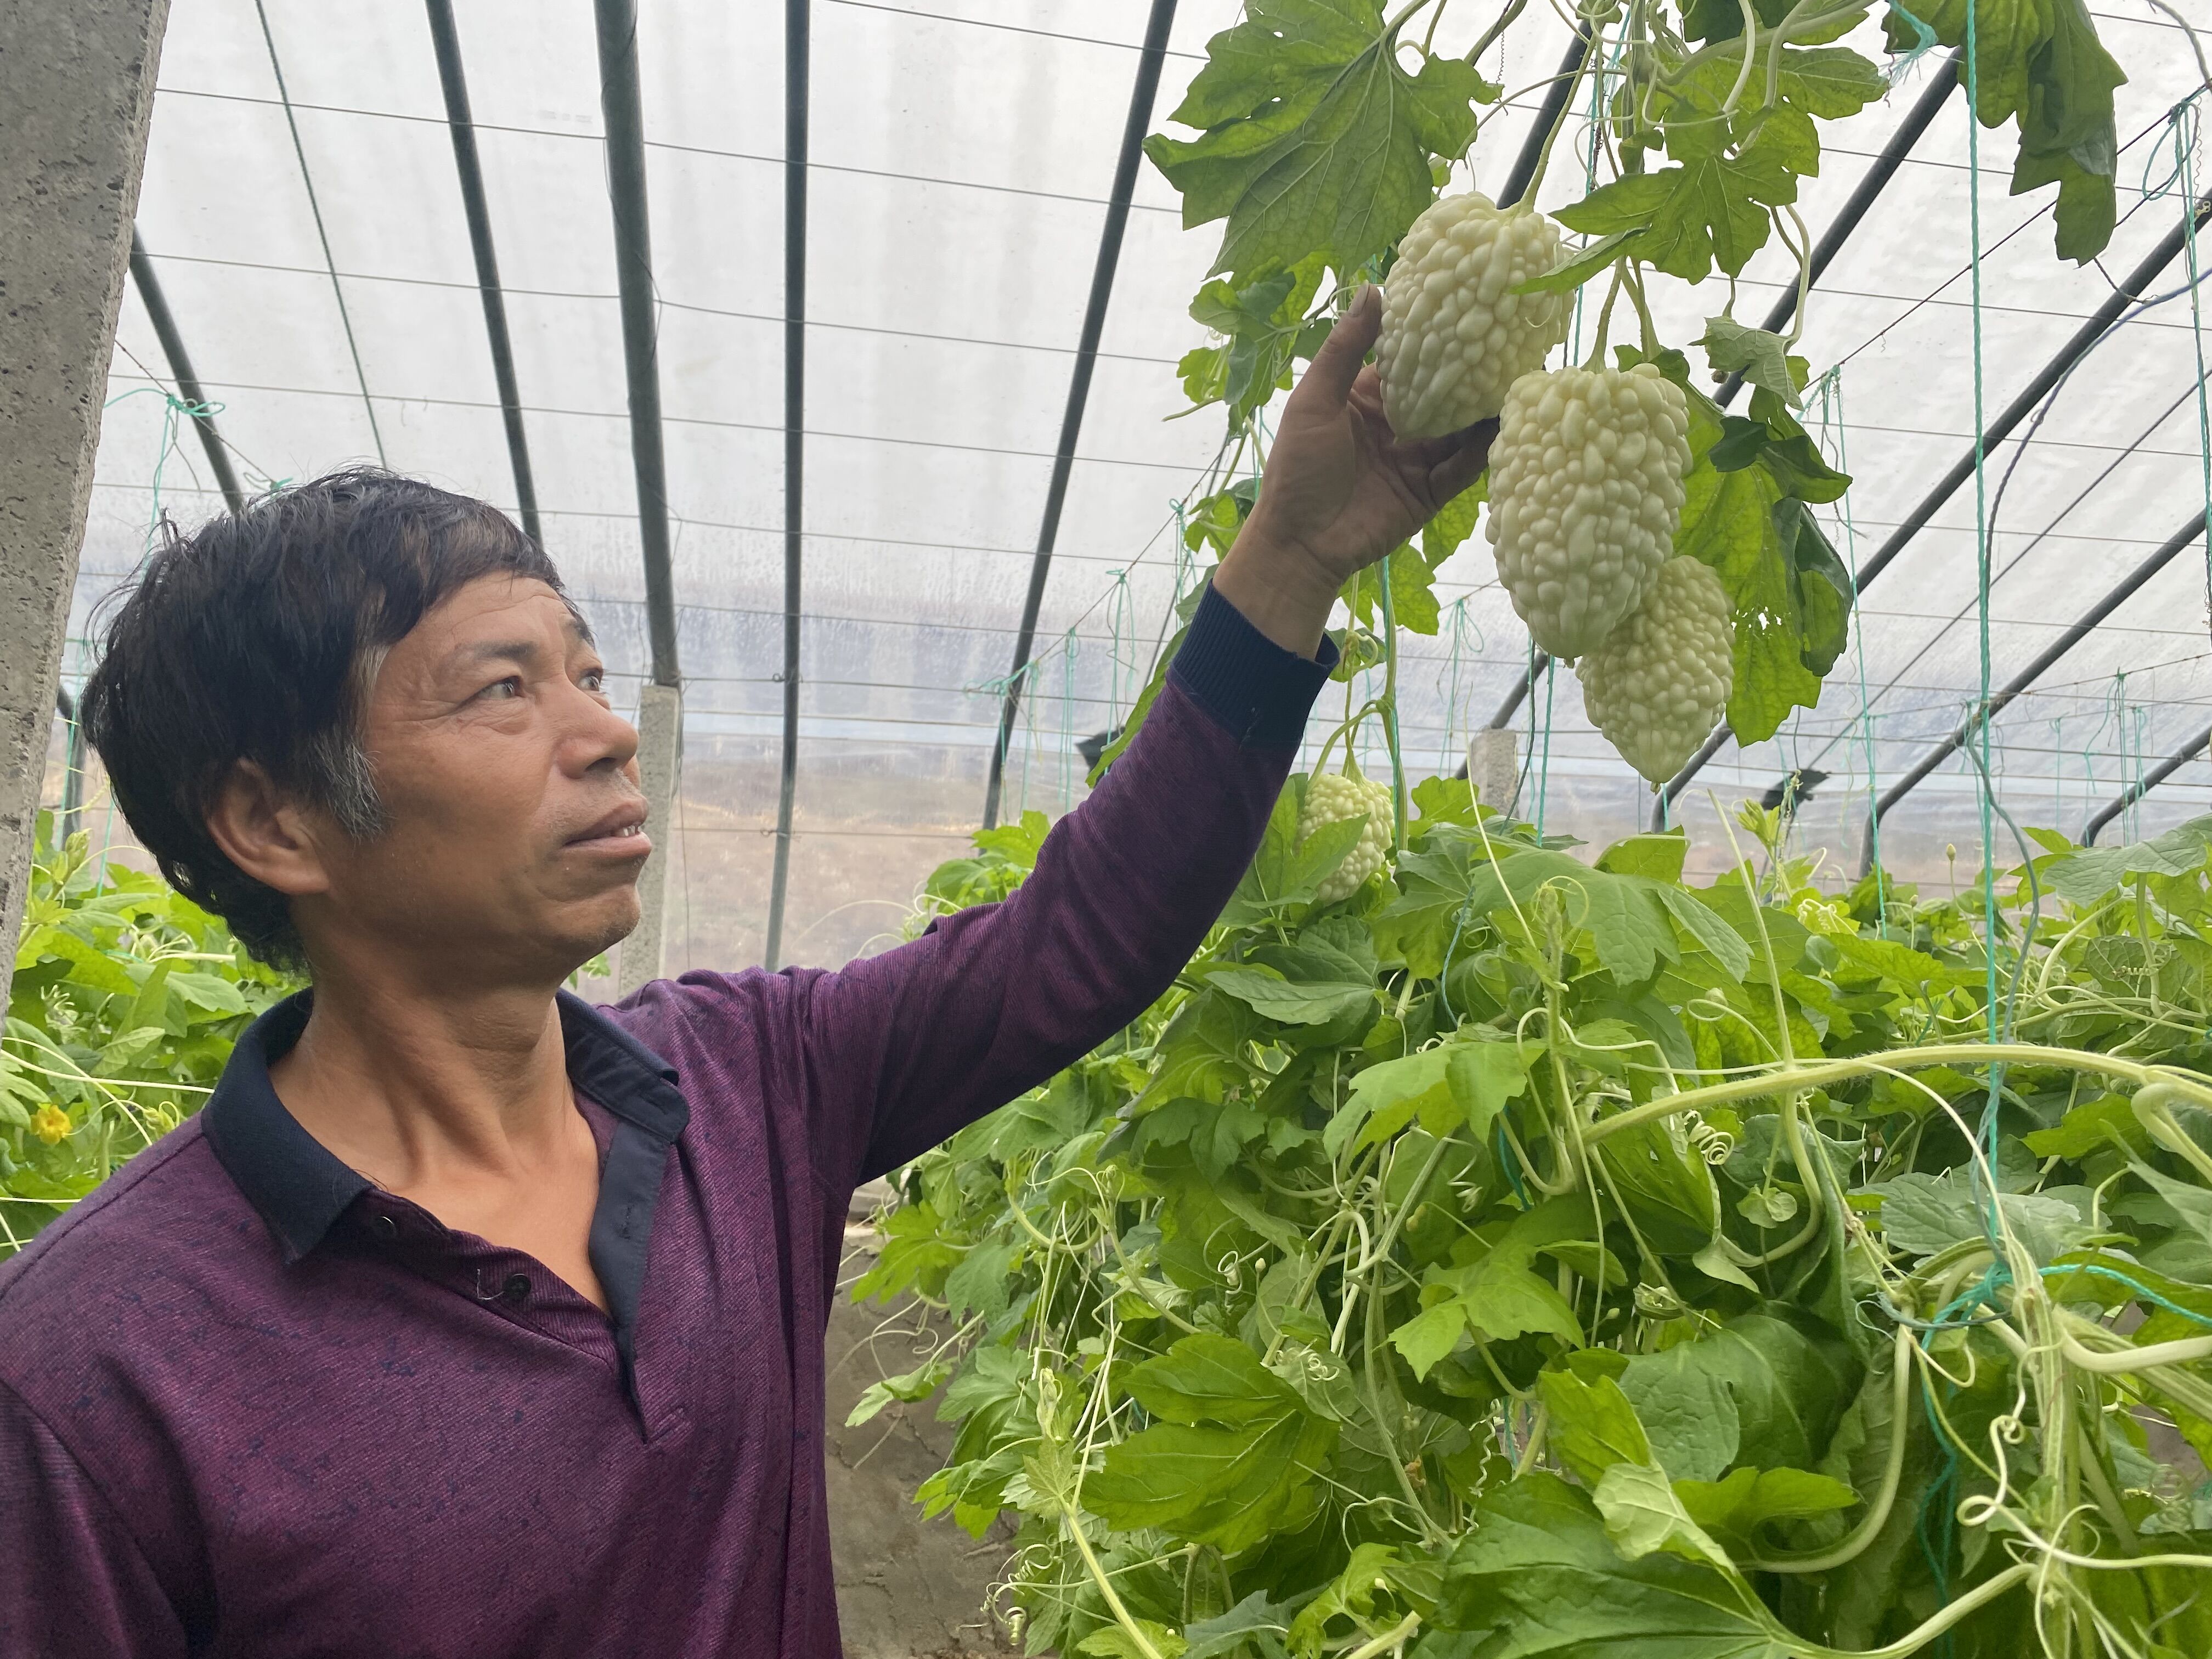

{"left": 202, "top": 989, "right": 689, "bottom": 1263}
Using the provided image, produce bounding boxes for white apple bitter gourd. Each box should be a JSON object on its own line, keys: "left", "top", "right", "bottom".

{"left": 1485, "top": 363, "right": 1694, "bottom": 661}
{"left": 1576, "top": 555, "right": 1734, "bottom": 785}
{"left": 1299, "top": 771, "right": 1393, "bottom": 904}
{"left": 1375, "top": 192, "right": 1575, "bottom": 438}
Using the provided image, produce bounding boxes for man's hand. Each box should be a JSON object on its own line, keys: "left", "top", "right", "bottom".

{"left": 1211, "top": 285, "right": 1497, "bottom": 658}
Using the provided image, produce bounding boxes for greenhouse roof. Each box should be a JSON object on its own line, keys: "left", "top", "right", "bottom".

{"left": 76, "top": 0, "right": 2212, "bottom": 969}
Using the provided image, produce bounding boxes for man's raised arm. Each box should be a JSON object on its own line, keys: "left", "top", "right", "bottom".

{"left": 748, "top": 288, "right": 1496, "bottom": 1188}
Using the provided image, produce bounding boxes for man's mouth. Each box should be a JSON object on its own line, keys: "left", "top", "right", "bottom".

{"left": 566, "top": 803, "right": 652, "bottom": 855}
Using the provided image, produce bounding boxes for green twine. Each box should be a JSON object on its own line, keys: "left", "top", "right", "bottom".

{"left": 1816, "top": 366, "right": 1888, "bottom": 937}
{"left": 1884, "top": 1, "right": 1939, "bottom": 84}
{"left": 1946, "top": 12, "right": 1995, "bottom": 1639}
{"left": 1104, "top": 567, "right": 1135, "bottom": 728}
{"left": 1536, "top": 653, "right": 1556, "bottom": 838}
{"left": 2041, "top": 1262, "right": 2212, "bottom": 1329}
{"left": 1436, "top": 597, "right": 1485, "bottom": 775}
{"left": 2141, "top": 94, "right": 2212, "bottom": 645}
{"left": 103, "top": 386, "right": 219, "bottom": 551}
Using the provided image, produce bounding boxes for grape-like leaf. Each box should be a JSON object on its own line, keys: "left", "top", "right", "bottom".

{"left": 1144, "top": 0, "right": 1492, "bottom": 284}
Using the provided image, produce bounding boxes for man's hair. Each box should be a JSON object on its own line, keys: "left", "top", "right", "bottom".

{"left": 80, "top": 469, "right": 570, "bottom": 969}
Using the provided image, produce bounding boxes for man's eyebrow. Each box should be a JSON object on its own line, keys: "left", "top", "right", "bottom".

{"left": 455, "top": 637, "right": 550, "bottom": 669}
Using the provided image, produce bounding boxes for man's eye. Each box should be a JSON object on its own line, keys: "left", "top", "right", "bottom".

{"left": 580, "top": 670, "right": 605, "bottom": 693}
{"left": 482, "top": 677, "right": 523, "bottom": 701}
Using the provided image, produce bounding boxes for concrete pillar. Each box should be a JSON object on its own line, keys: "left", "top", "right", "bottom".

{"left": 1, "top": 2, "right": 171, "bottom": 1007}
{"left": 618, "top": 682, "right": 681, "bottom": 996}
{"left": 1468, "top": 727, "right": 1519, "bottom": 816}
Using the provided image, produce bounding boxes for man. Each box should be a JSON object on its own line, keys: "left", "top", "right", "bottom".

{"left": 0, "top": 290, "right": 1489, "bottom": 1655}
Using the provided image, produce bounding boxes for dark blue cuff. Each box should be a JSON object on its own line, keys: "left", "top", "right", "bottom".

{"left": 1167, "top": 583, "right": 1339, "bottom": 751}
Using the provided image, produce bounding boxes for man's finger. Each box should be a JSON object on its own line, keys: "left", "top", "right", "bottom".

{"left": 1292, "top": 285, "right": 1382, "bottom": 411}
{"left": 1425, "top": 418, "right": 1498, "bottom": 508}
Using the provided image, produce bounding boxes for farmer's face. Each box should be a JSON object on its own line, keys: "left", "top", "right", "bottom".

{"left": 297, "top": 575, "right": 650, "bottom": 985}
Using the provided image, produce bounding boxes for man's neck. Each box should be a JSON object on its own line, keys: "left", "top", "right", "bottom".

{"left": 268, "top": 961, "right": 577, "bottom": 1196}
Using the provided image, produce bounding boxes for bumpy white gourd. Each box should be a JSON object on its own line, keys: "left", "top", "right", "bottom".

{"left": 1485, "top": 363, "right": 1693, "bottom": 661}
{"left": 1375, "top": 193, "right": 1574, "bottom": 438}
{"left": 1299, "top": 771, "right": 1393, "bottom": 904}
{"left": 1576, "top": 555, "right": 1734, "bottom": 785}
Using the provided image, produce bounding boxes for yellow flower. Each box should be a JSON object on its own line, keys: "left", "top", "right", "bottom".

{"left": 30, "top": 1104, "right": 71, "bottom": 1146}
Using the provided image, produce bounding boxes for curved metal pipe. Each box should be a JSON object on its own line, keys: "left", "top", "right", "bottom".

{"left": 592, "top": 0, "right": 680, "bottom": 690}
{"left": 1656, "top": 185, "right": 2212, "bottom": 814}
{"left": 765, "top": 0, "right": 810, "bottom": 970}
{"left": 2083, "top": 723, "right": 2212, "bottom": 847}
{"left": 1862, "top": 512, "right": 2206, "bottom": 867}
{"left": 425, "top": 0, "right": 540, "bottom": 546}
{"left": 980, "top": 0, "right": 1178, "bottom": 831}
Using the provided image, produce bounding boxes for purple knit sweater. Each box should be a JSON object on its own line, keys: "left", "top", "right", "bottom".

{"left": 0, "top": 588, "right": 1329, "bottom": 1658}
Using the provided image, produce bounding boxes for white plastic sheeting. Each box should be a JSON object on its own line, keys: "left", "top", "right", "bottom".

{"left": 67, "top": 0, "right": 2212, "bottom": 967}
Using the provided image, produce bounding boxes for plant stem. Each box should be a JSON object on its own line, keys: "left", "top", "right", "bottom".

{"left": 1800, "top": 1563, "right": 2032, "bottom": 1659}
{"left": 1376, "top": 554, "right": 1409, "bottom": 853}
{"left": 1518, "top": 23, "right": 1597, "bottom": 211}
{"left": 1058, "top": 1500, "right": 1167, "bottom": 1659}
{"left": 1582, "top": 1043, "right": 2212, "bottom": 1148}
{"left": 1345, "top": 1612, "right": 1422, "bottom": 1658}
{"left": 1743, "top": 1327, "right": 1913, "bottom": 1573}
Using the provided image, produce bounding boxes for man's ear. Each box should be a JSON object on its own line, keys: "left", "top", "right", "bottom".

{"left": 203, "top": 760, "right": 334, "bottom": 899}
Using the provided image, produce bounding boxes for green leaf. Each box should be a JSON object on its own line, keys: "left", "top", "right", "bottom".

{"left": 1538, "top": 1369, "right": 1654, "bottom": 1485}
{"left": 1697, "top": 318, "right": 1799, "bottom": 410}
{"left": 1595, "top": 830, "right": 1688, "bottom": 883}
{"left": 944, "top": 1239, "right": 1020, "bottom": 1323}
{"left": 2024, "top": 1093, "right": 2150, "bottom": 1160}
{"left": 1146, "top": 0, "right": 1489, "bottom": 284}
{"left": 1085, "top": 1405, "right": 1336, "bottom": 1553}
{"left": 1674, "top": 1465, "right": 1860, "bottom": 1549}
{"left": 1439, "top": 1475, "right": 1791, "bottom": 1657}
{"left": 1512, "top": 227, "right": 1649, "bottom": 295}
{"left": 1862, "top": 1166, "right": 2092, "bottom": 1262}
{"left": 1618, "top": 1352, "right": 1741, "bottom": 1485}
{"left": 1208, "top": 966, "right": 1374, "bottom": 1026}
{"left": 1079, "top": 1622, "right": 1187, "bottom": 1659}
{"left": 845, "top": 1355, "right": 956, "bottom": 1427}
{"left": 1390, "top": 1300, "right": 1471, "bottom": 1381}
{"left": 1674, "top": 461, "right": 1826, "bottom": 744}
{"left": 2133, "top": 1163, "right": 2212, "bottom": 1250}
{"left": 1331, "top": 1037, "right": 1528, "bottom": 1156}
{"left": 1594, "top": 1461, "right": 1737, "bottom": 1572}
{"left": 1421, "top": 476, "right": 1488, "bottom": 568}
{"left": 1181, "top": 1593, "right": 1293, "bottom": 1659}
{"left": 1459, "top": 1258, "right": 1583, "bottom": 1345}
{"left": 1352, "top": 544, "right": 1444, "bottom": 636}
{"left": 1407, "top": 839, "right": 1745, "bottom": 986}
{"left": 1556, "top": 150, "right": 1795, "bottom": 282}
{"left": 1125, "top": 1333, "right": 1301, "bottom": 1426}
{"left": 1618, "top": 1309, "right": 1856, "bottom": 1475}
{"left": 1887, "top": 0, "right": 2125, "bottom": 262}
{"left": 2044, "top": 816, "right": 2212, "bottom": 904}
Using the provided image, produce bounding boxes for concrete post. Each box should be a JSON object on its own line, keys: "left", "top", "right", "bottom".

{"left": 1467, "top": 728, "right": 1519, "bottom": 816}
{"left": 1, "top": 2, "right": 171, "bottom": 1007}
{"left": 618, "top": 682, "right": 682, "bottom": 996}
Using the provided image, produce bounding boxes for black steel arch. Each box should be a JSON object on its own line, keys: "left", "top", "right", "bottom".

{"left": 979, "top": 0, "right": 1180, "bottom": 831}
{"left": 424, "top": 0, "right": 541, "bottom": 546}
{"left": 764, "top": 0, "right": 810, "bottom": 972}
{"left": 1862, "top": 511, "right": 2207, "bottom": 864}
{"left": 2084, "top": 723, "right": 2212, "bottom": 846}
{"left": 126, "top": 230, "right": 246, "bottom": 514}
{"left": 592, "top": 0, "right": 681, "bottom": 692}
{"left": 1652, "top": 185, "right": 2212, "bottom": 828}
